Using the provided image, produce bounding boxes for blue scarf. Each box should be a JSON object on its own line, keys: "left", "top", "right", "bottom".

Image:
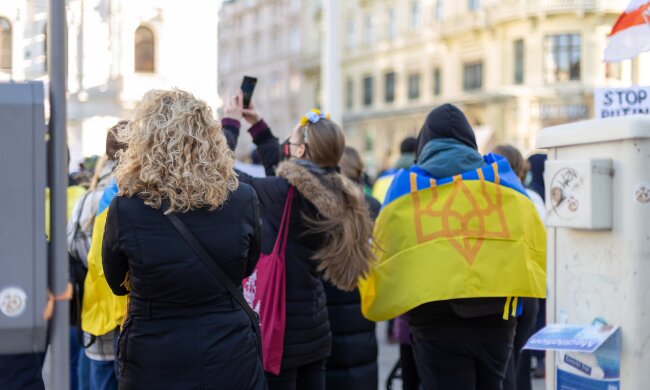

{"left": 416, "top": 138, "right": 484, "bottom": 179}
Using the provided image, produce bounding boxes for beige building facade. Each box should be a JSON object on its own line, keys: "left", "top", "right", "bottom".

{"left": 1, "top": 0, "right": 219, "bottom": 170}
{"left": 218, "top": 0, "right": 313, "bottom": 158}
{"left": 334, "top": 0, "right": 648, "bottom": 174}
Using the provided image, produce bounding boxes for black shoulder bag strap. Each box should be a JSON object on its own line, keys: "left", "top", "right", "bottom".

{"left": 164, "top": 212, "right": 262, "bottom": 359}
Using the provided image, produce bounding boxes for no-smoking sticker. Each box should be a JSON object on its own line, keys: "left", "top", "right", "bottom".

{"left": 0, "top": 287, "right": 28, "bottom": 318}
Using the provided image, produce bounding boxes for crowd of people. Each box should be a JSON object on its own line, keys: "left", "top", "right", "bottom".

{"left": 0, "top": 87, "right": 550, "bottom": 390}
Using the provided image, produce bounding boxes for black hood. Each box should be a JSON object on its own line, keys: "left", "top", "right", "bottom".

{"left": 527, "top": 154, "right": 547, "bottom": 201}
{"left": 416, "top": 103, "right": 478, "bottom": 160}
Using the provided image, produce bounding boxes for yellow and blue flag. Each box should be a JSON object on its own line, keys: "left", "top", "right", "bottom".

{"left": 45, "top": 185, "right": 87, "bottom": 240}
{"left": 372, "top": 168, "right": 399, "bottom": 205}
{"left": 81, "top": 180, "right": 127, "bottom": 336}
{"left": 359, "top": 153, "right": 546, "bottom": 322}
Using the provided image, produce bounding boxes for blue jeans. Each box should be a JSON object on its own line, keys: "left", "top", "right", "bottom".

{"left": 78, "top": 349, "right": 90, "bottom": 390}
{"left": 89, "top": 359, "right": 118, "bottom": 390}
{"left": 70, "top": 326, "right": 90, "bottom": 390}
{"left": 113, "top": 330, "right": 119, "bottom": 380}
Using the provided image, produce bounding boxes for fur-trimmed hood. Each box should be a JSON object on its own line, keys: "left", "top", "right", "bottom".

{"left": 276, "top": 159, "right": 374, "bottom": 291}
{"left": 276, "top": 160, "right": 342, "bottom": 219}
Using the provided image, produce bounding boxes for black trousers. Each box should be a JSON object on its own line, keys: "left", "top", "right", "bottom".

{"left": 266, "top": 359, "right": 326, "bottom": 390}
{"left": 412, "top": 331, "right": 514, "bottom": 390}
{"left": 504, "top": 298, "right": 539, "bottom": 390}
{"left": 400, "top": 344, "right": 421, "bottom": 390}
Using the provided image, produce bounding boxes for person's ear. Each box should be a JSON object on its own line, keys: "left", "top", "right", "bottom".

{"left": 295, "top": 144, "right": 306, "bottom": 159}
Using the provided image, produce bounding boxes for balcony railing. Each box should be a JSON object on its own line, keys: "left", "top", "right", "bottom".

{"left": 504, "top": 0, "right": 626, "bottom": 20}
{"left": 441, "top": 0, "right": 627, "bottom": 36}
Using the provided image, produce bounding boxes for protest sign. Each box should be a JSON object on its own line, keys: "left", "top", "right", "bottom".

{"left": 595, "top": 86, "right": 650, "bottom": 118}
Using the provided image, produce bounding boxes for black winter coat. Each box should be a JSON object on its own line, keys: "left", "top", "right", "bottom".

{"left": 223, "top": 120, "right": 332, "bottom": 370}
{"left": 324, "top": 194, "right": 380, "bottom": 390}
{"left": 102, "top": 184, "right": 266, "bottom": 390}
{"left": 324, "top": 285, "right": 378, "bottom": 390}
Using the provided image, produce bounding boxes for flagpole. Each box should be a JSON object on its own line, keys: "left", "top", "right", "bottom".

{"left": 48, "top": 1, "right": 69, "bottom": 389}
{"left": 322, "top": 0, "right": 342, "bottom": 123}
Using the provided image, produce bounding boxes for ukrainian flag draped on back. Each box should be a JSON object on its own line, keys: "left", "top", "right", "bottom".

{"left": 359, "top": 154, "right": 546, "bottom": 322}
{"left": 81, "top": 180, "right": 127, "bottom": 335}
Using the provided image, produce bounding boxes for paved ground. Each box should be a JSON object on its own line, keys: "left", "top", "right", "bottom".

{"left": 376, "top": 321, "right": 546, "bottom": 390}
{"left": 44, "top": 322, "right": 545, "bottom": 389}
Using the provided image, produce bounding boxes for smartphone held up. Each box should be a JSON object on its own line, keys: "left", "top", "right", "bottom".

{"left": 241, "top": 76, "right": 257, "bottom": 109}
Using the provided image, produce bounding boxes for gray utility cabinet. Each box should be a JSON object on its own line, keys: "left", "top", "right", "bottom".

{"left": 0, "top": 81, "right": 48, "bottom": 353}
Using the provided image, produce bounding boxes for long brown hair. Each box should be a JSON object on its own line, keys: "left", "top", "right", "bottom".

{"left": 295, "top": 119, "right": 375, "bottom": 291}
{"left": 493, "top": 144, "right": 526, "bottom": 181}
{"left": 339, "top": 146, "right": 364, "bottom": 184}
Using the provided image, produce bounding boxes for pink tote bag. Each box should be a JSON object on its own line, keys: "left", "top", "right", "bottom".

{"left": 243, "top": 186, "right": 294, "bottom": 375}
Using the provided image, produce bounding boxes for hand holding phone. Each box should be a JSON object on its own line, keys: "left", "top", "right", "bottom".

{"left": 223, "top": 92, "right": 243, "bottom": 121}
{"left": 241, "top": 76, "right": 257, "bottom": 109}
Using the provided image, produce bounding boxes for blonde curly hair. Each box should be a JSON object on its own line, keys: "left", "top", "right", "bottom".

{"left": 114, "top": 88, "right": 238, "bottom": 213}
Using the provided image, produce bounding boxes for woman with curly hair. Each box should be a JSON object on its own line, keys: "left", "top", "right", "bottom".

{"left": 102, "top": 89, "right": 266, "bottom": 389}
{"left": 222, "top": 93, "right": 375, "bottom": 390}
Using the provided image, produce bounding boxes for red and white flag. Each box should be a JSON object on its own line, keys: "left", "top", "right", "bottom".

{"left": 604, "top": 0, "right": 650, "bottom": 62}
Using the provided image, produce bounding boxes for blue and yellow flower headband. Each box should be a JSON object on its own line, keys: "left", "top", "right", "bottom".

{"left": 299, "top": 108, "right": 330, "bottom": 127}
{"left": 299, "top": 109, "right": 330, "bottom": 144}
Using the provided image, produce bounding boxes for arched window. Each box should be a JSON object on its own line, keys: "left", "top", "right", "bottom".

{"left": 0, "top": 17, "right": 12, "bottom": 71}
{"left": 134, "top": 25, "right": 155, "bottom": 73}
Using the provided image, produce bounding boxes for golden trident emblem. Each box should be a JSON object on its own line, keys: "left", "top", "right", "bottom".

{"left": 409, "top": 164, "right": 510, "bottom": 265}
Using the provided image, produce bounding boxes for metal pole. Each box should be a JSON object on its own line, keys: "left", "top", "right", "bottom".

{"left": 48, "top": 1, "right": 69, "bottom": 389}
{"left": 322, "top": 0, "right": 342, "bottom": 123}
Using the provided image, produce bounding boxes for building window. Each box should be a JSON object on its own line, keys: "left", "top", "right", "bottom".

{"left": 237, "top": 43, "right": 244, "bottom": 66}
{"left": 408, "top": 73, "right": 420, "bottom": 100}
{"left": 411, "top": 1, "right": 421, "bottom": 30}
{"left": 270, "top": 73, "right": 282, "bottom": 101}
{"left": 433, "top": 68, "right": 441, "bottom": 96}
{"left": 253, "top": 35, "right": 260, "bottom": 61}
{"left": 346, "top": 20, "right": 356, "bottom": 49}
{"left": 514, "top": 39, "right": 524, "bottom": 84}
{"left": 469, "top": 0, "right": 480, "bottom": 11}
{"left": 134, "top": 25, "right": 155, "bottom": 73}
{"left": 270, "top": 31, "right": 278, "bottom": 54}
{"left": 387, "top": 8, "right": 396, "bottom": 40}
{"left": 346, "top": 78, "right": 354, "bottom": 109}
{"left": 463, "top": 62, "right": 483, "bottom": 91}
{"left": 290, "top": 27, "right": 300, "bottom": 54}
{"left": 315, "top": 80, "right": 322, "bottom": 109}
{"left": 220, "top": 52, "right": 230, "bottom": 74}
{"left": 435, "top": 1, "right": 444, "bottom": 21}
{"left": 0, "top": 17, "right": 12, "bottom": 71}
{"left": 290, "top": 73, "right": 301, "bottom": 93}
{"left": 363, "top": 75, "right": 373, "bottom": 107}
{"left": 544, "top": 33, "right": 581, "bottom": 83}
{"left": 385, "top": 71, "right": 395, "bottom": 103}
{"left": 364, "top": 14, "right": 374, "bottom": 45}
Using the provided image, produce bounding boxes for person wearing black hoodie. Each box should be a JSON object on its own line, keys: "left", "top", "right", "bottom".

{"left": 493, "top": 145, "right": 541, "bottom": 390}
{"left": 408, "top": 104, "right": 517, "bottom": 390}
{"left": 526, "top": 153, "right": 548, "bottom": 380}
